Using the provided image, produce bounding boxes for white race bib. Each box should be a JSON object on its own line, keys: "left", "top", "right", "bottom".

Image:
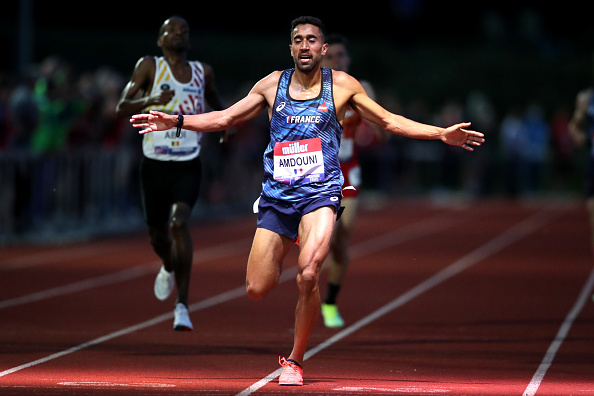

{"left": 273, "top": 138, "right": 325, "bottom": 185}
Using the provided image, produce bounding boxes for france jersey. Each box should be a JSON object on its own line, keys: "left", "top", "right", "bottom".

{"left": 262, "top": 67, "right": 344, "bottom": 203}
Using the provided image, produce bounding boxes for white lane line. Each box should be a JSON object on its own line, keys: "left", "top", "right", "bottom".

{"left": 0, "top": 264, "right": 157, "bottom": 310}
{"left": 0, "top": 284, "right": 248, "bottom": 378}
{"left": 1, "top": 225, "right": 254, "bottom": 270}
{"left": 350, "top": 213, "right": 456, "bottom": 260}
{"left": 522, "top": 266, "right": 594, "bottom": 396}
{"left": 0, "top": 213, "right": 453, "bottom": 310}
{"left": 0, "top": 237, "right": 253, "bottom": 310}
{"left": 0, "top": 213, "right": 453, "bottom": 379}
{"left": 1, "top": 244, "right": 133, "bottom": 270}
{"left": 236, "top": 209, "right": 555, "bottom": 395}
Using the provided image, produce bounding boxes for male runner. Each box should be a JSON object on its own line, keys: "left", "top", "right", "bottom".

{"left": 320, "top": 33, "right": 384, "bottom": 328}
{"left": 569, "top": 81, "right": 594, "bottom": 254}
{"left": 116, "top": 16, "right": 226, "bottom": 331}
{"left": 130, "top": 16, "right": 484, "bottom": 385}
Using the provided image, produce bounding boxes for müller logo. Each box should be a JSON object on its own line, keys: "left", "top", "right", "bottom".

{"left": 281, "top": 141, "right": 309, "bottom": 155}
{"left": 273, "top": 137, "right": 325, "bottom": 184}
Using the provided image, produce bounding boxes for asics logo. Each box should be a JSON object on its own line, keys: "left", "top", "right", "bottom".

{"left": 276, "top": 102, "right": 286, "bottom": 111}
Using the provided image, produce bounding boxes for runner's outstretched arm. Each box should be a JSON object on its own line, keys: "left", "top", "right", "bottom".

{"left": 340, "top": 72, "right": 485, "bottom": 151}
{"left": 130, "top": 73, "right": 276, "bottom": 134}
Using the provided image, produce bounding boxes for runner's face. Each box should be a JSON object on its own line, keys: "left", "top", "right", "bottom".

{"left": 322, "top": 43, "right": 350, "bottom": 72}
{"left": 158, "top": 18, "right": 190, "bottom": 52}
{"left": 290, "top": 24, "right": 327, "bottom": 73}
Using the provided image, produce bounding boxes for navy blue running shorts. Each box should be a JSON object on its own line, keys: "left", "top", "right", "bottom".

{"left": 256, "top": 195, "right": 343, "bottom": 240}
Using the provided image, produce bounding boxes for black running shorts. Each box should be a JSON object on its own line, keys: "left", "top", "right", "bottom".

{"left": 140, "top": 156, "right": 202, "bottom": 227}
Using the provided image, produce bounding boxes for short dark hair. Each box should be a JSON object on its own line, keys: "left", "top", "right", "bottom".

{"left": 290, "top": 16, "right": 326, "bottom": 41}
{"left": 325, "top": 33, "right": 348, "bottom": 47}
{"left": 159, "top": 15, "right": 188, "bottom": 37}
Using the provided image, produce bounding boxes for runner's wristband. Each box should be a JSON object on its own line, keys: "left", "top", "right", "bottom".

{"left": 176, "top": 114, "right": 184, "bottom": 137}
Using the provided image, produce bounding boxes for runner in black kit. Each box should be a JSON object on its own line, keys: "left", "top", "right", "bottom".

{"left": 130, "top": 16, "right": 484, "bottom": 385}
{"left": 116, "top": 16, "right": 227, "bottom": 331}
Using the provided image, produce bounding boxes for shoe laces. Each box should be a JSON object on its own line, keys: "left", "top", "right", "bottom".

{"left": 279, "top": 357, "right": 301, "bottom": 372}
{"left": 175, "top": 303, "right": 188, "bottom": 314}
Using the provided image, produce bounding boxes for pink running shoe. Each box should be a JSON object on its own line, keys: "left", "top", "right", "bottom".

{"left": 278, "top": 357, "right": 303, "bottom": 386}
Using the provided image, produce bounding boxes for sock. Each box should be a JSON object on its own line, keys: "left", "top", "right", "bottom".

{"left": 324, "top": 283, "right": 341, "bottom": 305}
{"left": 287, "top": 359, "right": 301, "bottom": 367}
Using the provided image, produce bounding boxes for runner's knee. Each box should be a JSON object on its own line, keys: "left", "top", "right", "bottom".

{"left": 246, "top": 278, "right": 277, "bottom": 300}
{"left": 296, "top": 265, "right": 319, "bottom": 293}
{"left": 170, "top": 203, "right": 191, "bottom": 230}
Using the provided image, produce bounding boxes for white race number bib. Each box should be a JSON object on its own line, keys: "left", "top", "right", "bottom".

{"left": 273, "top": 138, "right": 325, "bottom": 185}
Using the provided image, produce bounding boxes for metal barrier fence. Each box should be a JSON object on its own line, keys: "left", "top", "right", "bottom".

{"left": 1, "top": 140, "right": 583, "bottom": 246}
{"left": 0, "top": 148, "right": 144, "bottom": 245}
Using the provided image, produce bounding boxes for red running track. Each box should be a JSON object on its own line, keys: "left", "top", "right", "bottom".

{"left": 0, "top": 198, "right": 593, "bottom": 395}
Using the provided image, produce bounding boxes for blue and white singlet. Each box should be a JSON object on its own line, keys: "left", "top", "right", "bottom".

{"left": 262, "top": 67, "right": 344, "bottom": 202}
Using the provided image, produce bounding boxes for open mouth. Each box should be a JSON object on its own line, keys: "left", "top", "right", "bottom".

{"left": 299, "top": 53, "right": 312, "bottom": 64}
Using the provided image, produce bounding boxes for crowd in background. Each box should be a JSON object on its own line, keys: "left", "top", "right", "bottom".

{"left": 0, "top": 54, "right": 585, "bottom": 244}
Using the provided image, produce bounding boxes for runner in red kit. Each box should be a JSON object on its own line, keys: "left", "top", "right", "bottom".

{"left": 320, "top": 34, "right": 384, "bottom": 328}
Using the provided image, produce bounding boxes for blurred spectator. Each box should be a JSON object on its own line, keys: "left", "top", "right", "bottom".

{"left": 0, "top": 44, "right": 585, "bottom": 243}
{"left": 550, "top": 105, "right": 573, "bottom": 191}
{"left": 522, "top": 103, "right": 550, "bottom": 196}
{"left": 7, "top": 73, "right": 38, "bottom": 151}
{"left": 465, "top": 90, "right": 498, "bottom": 196}
{"left": 68, "top": 67, "right": 128, "bottom": 148}
{"left": 30, "top": 56, "right": 82, "bottom": 154}
{"left": 500, "top": 105, "right": 526, "bottom": 198}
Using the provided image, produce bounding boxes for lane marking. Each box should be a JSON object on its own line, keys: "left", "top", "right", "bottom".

{"left": 0, "top": 284, "right": 249, "bottom": 378}
{"left": 1, "top": 244, "right": 133, "bottom": 270}
{"left": 57, "top": 381, "right": 176, "bottom": 388}
{"left": 0, "top": 213, "right": 454, "bottom": 379}
{"left": 0, "top": 237, "right": 252, "bottom": 310}
{"left": 522, "top": 266, "right": 594, "bottom": 396}
{"left": 237, "top": 209, "right": 555, "bottom": 395}
{"left": 0, "top": 265, "right": 157, "bottom": 310}
{"left": 0, "top": 214, "right": 454, "bottom": 310}
{"left": 2, "top": 223, "right": 256, "bottom": 271}
{"left": 334, "top": 386, "right": 448, "bottom": 393}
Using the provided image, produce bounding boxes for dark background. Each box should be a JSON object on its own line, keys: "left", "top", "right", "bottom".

{"left": 2, "top": 1, "right": 593, "bottom": 111}
{"left": 1, "top": 1, "right": 593, "bottom": 244}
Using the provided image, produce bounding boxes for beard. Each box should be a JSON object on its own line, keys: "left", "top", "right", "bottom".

{"left": 294, "top": 55, "right": 320, "bottom": 73}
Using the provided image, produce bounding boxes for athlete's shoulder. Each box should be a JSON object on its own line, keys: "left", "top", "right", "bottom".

{"left": 192, "top": 60, "right": 209, "bottom": 78}
{"left": 253, "top": 71, "right": 284, "bottom": 91}
{"left": 190, "top": 59, "right": 206, "bottom": 69}
{"left": 330, "top": 69, "right": 358, "bottom": 84}
{"left": 330, "top": 69, "right": 364, "bottom": 93}
{"left": 267, "top": 70, "right": 286, "bottom": 81}
{"left": 134, "top": 56, "right": 157, "bottom": 71}
{"left": 127, "top": 56, "right": 157, "bottom": 85}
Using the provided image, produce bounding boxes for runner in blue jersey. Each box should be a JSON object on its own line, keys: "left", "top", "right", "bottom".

{"left": 130, "top": 16, "right": 485, "bottom": 386}
{"left": 263, "top": 66, "right": 343, "bottom": 202}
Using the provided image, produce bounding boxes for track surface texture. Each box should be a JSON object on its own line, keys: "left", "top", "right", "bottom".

{"left": 1, "top": 198, "right": 592, "bottom": 395}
